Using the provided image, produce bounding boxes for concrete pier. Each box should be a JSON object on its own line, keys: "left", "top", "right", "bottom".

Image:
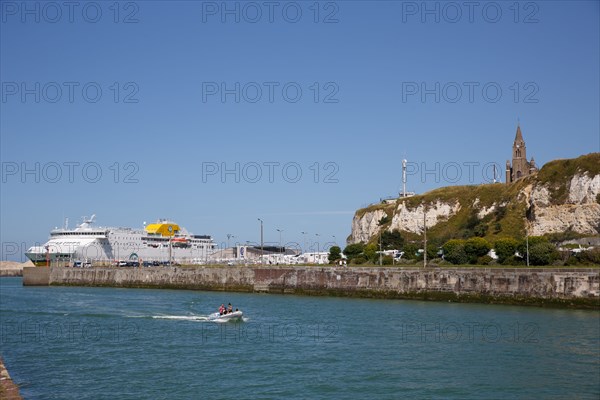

{"left": 0, "top": 358, "right": 23, "bottom": 400}
{"left": 23, "top": 266, "right": 600, "bottom": 309}
{"left": 22, "top": 267, "right": 50, "bottom": 285}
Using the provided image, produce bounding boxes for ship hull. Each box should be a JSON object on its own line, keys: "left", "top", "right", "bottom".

{"left": 25, "top": 218, "right": 216, "bottom": 266}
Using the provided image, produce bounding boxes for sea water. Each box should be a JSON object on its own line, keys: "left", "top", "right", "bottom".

{"left": 0, "top": 277, "right": 598, "bottom": 399}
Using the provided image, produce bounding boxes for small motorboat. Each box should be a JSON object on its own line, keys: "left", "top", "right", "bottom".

{"left": 208, "top": 310, "right": 243, "bottom": 321}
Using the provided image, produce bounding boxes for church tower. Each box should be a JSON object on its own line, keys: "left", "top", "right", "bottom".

{"left": 506, "top": 124, "right": 537, "bottom": 184}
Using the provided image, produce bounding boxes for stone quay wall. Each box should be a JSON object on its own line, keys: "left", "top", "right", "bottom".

{"left": 23, "top": 266, "right": 600, "bottom": 309}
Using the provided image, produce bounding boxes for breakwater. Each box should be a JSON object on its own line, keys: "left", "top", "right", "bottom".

{"left": 23, "top": 266, "right": 600, "bottom": 309}
{"left": 0, "top": 261, "right": 25, "bottom": 277}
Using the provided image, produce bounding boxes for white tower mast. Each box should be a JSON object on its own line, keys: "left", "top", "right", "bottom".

{"left": 402, "top": 159, "right": 407, "bottom": 198}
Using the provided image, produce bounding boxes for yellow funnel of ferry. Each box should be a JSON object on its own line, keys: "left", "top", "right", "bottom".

{"left": 145, "top": 221, "right": 180, "bottom": 237}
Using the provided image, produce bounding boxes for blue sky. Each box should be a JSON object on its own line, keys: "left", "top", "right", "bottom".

{"left": 1, "top": 0, "right": 599, "bottom": 260}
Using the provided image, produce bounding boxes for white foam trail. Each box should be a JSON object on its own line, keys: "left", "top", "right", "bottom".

{"left": 151, "top": 315, "right": 209, "bottom": 321}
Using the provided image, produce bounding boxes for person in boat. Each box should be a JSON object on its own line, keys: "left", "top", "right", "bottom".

{"left": 219, "top": 304, "right": 225, "bottom": 315}
{"left": 227, "top": 303, "right": 233, "bottom": 313}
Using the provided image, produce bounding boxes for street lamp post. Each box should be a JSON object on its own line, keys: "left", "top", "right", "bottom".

{"left": 301, "top": 231, "right": 308, "bottom": 254}
{"left": 226, "top": 234, "right": 235, "bottom": 262}
{"left": 423, "top": 204, "right": 427, "bottom": 268}
{"left": 276, "top": 229, "right": 283, "bottom": 250}
{"left": 526, "top": 227, "right": 530, "bottom": 267}
{"left": 379, "top": 231, "right": 383, "bottom": 266}
{"left": 276, "top": 228, "right": 284, "bottom": 263}
{"left": 315, "top": 233, "right": 320, "bottom": 264}
{"left": 258, "top": 218, "right": 264, "bottom": 265}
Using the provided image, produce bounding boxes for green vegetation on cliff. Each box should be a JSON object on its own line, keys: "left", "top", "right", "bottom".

{"left": 357, "top": 153, "right": 600, "bottom": 245}
{"left": 536, "top": 153, "right": 600, "bottom": 204}
{"left": 350, "top": 154, "right": 600, "bottom": 266}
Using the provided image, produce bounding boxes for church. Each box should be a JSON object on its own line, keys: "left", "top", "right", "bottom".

{"left": 505, "top": 124, "right": 537, "bottom": 184}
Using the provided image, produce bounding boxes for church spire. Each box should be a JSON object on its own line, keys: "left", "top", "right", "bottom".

{"left": 515, "top": 124, "right": 524, "bottom": 143}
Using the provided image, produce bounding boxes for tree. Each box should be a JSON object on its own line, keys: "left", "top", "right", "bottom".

{"left": 494, "top": 238, "right": 519, "bottom": 263}
{"left": 464, "top": 237, "right": 491, "bottom": 263}
{"left": 343, "top": 243, "right": 364, "bottom": 260}
{"left": 364, "top": 243, "right": 378, "bottom": 262}
{"left": 328, "top": 246, "right": 342, "bottom": 263}
{"left": 381, "top": 230, "right": 404, "bottom": 250}
{"left": 517, "top": 236, "right": 549, "bottom": 258}
{"left": 528, "top": 242, "right": 559, "bottom": 265}
{"left": 402, "top": 243, "right": 420, "bottom": 260}
{"left": 442, "top": 239, "right": 468, "bottom": 265}
{"left": 445, "top": 247, "right": 468, "bottom": 265}
{"left": 426, "top": 243, "right": 439, "bottom": 260}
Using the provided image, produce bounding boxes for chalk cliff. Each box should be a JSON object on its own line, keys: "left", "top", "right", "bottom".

{"left": 349, "top": 153, "right": 600, "bottom": 244}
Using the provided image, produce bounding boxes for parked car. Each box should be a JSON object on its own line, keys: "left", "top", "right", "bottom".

{"left": 117, "top": 261, "right": 139, "bottom": 267}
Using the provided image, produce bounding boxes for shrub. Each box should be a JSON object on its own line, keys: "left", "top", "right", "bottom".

{"left": 378, "top": 215, "right": 390, "bottom": 225}
{"left": 564, "top": 255, "right": 580, "bottom": 266}
{"left": 494, "top": 206, "right": 507, "bottom": 220}
{"left": 545, "top": 230, "right": 581, "bottom": 243}
{"left": 503, "top": 255, "right": 525, "bottom": 266}
{"left": 477, "top": 255, "right": 494, "bottom": 265}
{"left": 351, "top": 256, "right": 367, "bottom": 265}
{"left": 382, "top": 255, "right": 394, "bottom": 265}
{"left": 474, "top": 223, "right": 488, "bottom": 237}
{"left": 464, "top": 212, "right": 480, "bottom": 230}
{"left": 493, "top": 222, "right": 502, "bottom": 234}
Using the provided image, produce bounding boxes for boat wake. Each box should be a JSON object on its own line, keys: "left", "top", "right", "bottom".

{"left": 150, "top": 315, "right": 210, "bottom": 322}
{"left": 136, "top": 314, "right": 248, "bottom": 323}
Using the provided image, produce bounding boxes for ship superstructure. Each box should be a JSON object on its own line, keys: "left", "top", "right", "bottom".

{"left": 25, "top": 215, "right": 217, "bottom": 266}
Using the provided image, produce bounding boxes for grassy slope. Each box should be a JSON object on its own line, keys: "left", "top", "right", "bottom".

{"left": 356, "top": 153, "right": 600, "bottom": 245}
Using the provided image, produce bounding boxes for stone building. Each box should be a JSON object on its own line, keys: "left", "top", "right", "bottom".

{"left": 506, "top": 124, "right": 537, "bottom": 184}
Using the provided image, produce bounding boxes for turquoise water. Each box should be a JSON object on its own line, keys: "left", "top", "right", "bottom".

{"left": 0, "top": 277, "right": 598, "bottom": 399}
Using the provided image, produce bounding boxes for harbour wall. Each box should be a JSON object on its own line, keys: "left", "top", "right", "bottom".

{"left": 23, "top": 266, "right": 600, "bottom": 309}
{"left": 0, "top": 268, "right": 22, "bottom": 278}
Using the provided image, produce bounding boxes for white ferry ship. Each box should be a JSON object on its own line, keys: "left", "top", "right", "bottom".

{"left": 25, "top": 215, "right": 217, "bottom": 266}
